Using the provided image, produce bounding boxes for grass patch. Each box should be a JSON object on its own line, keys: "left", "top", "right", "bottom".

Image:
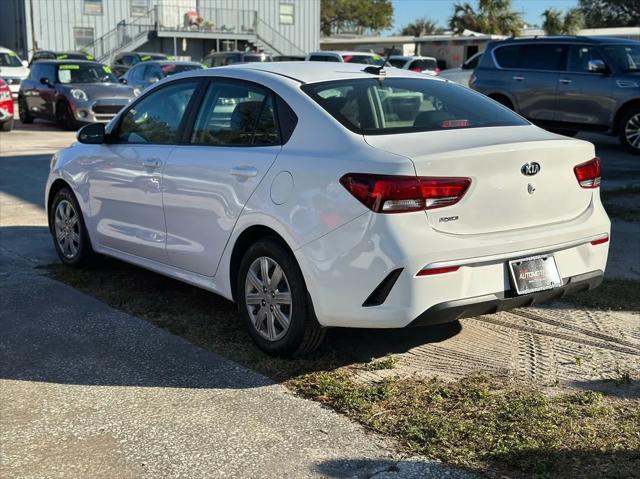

{"left": 48, "top": 260, "right": 640, "bottom": 478}
{"left": 293, "top": 372, "right": 640, "bottom": 479}
{"left": 563, "top": 278, "right": 640, "bottom": 312}
{"left": 366, "top": 354, "right": 397, "bottom": 371}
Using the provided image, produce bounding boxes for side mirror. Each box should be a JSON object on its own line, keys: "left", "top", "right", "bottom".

{"left": 77, "top": 123, "right": 105, "bottom": 144}
{"left": 39, "top": 77, "right": 50, "bottom": 86}
{"left": 587, "top": 59, "right": 607, "bottom": 73}
{"left": 119, "top": 77, "right": 127, "bottom": 84}
{"left": 22, "top": 60, "right": 29, "bottom": 68}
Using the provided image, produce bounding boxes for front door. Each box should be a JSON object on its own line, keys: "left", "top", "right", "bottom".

{"left": 554, "top": 45, "right": 616, "bottom": 128}
{"left": 163, "top": 79, "right": 282, "bottom": 276}
{"left": 87, "top": 80, "right": 200, "bottom": 263}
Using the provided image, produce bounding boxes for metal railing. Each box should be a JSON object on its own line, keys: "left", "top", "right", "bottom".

{"left": 84, "top": 4, "right": 304, "bottom": 62}
{"left": 84, "top": 7, "right": 156, "bottom": 61}
{"left": 256, "top": 18, "right": 306, "bottom": 56}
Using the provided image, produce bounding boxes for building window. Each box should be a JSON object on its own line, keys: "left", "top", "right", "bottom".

{"left": 131, "top": 0, "right": 148, "bottom": 16}
{"left": 83, "top": 0, "right": 103, "bottom": 15}
{"left": 279, "top": 3, "right": 294, "bottom": 25}
{"left": 74, "top": 27, "right": 95, "bottom": 48}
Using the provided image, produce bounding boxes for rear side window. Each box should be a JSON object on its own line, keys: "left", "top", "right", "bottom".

{"left": 495, "top": 44, "right": 566, "bottom": 71}
{"left": 302, "top": 77, "right": 528, "bottom": 135}
{"left": 191, "top": 81, "right": 280, "bottom": 146}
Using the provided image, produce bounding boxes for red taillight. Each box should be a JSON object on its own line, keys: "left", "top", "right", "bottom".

{"left": 339, "top": 174, "right": 471, "bottom": 213}
{"left": 590, "top": 235, "right": 609, "bottom": 246}
{"left": 417, "top": 266, "right": 459, "bottom": 276}
{"left": 574, "top": 157, "right": 601, "bottom": 188}
{"left": 410, "top": 67, "right": 422, "bottom": 72}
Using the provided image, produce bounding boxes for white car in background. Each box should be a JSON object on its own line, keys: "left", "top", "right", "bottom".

{"left": 0, "top": 46, "right": 29, "bottom": 98}
{"left": 389, "top": 55, "right": 440, "bottom": 75}
{"left": 305, "top": 50, "right": 384, "bottom": 65}
{"left": 438, "top": 52, "right": 483, "bottom": 86}
{"left": 46, "top": 63, "right": 610, "bottom": 357}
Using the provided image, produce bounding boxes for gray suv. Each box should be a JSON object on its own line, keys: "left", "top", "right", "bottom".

{"left": 470, "top": 36, "right": 640, "bottom": 154}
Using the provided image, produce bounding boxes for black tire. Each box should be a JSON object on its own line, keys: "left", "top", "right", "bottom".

{"left": 57, "top": 101, "right": 77, "bottom": 131}
{"left": 619, "top": 108, "right": 640, "bottom": 155}
{"left": 49, "top": 187, "right": 96, "bottom": 267}
{"left": 237, "top": 238, "right": 325, "bottom": 357}
{"left": 0, "top": 118, "right": 13, "bottom": 132}
{"left": 18, "top": 97, "right": 34, "bottom": 124}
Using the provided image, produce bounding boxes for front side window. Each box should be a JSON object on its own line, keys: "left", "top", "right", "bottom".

{"left": 602, "top": 44, "right": 640, "bottom": 73}
{"left": 73, "top": 27, "right": 95, "bottom": 49}
{"left": 143, "top": 65, "right": 161, "bottom": 81}
{"left": 568, "top": 46, "right": 605, "bottom": 72}
{"left": 117, "top": 81, "right": 197, "bottom": 144}
{"left": 191, "top": 82, "right": 279, "bottom": 146}
{"left": 129, "top": 64, "right": 144, "bottom": 81}
{"left": 56, "top": 63, "right": 117, "bottom": 84}
{"left": 83, "top": 0, "right": 102, "bottom": 15}
{"left": 279, "top": 3, "right": 294, "bottom": 25}
{"left": 303, "top": 77, "right": 528, "bottom": 135}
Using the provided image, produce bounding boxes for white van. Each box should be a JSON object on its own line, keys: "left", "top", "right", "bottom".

{"left": 0, "top": 46, "right": 29, "bottom": 98}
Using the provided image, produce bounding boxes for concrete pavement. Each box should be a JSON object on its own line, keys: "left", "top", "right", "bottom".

{"left": 1, "top": 124, "right": 473, "bottom": 478}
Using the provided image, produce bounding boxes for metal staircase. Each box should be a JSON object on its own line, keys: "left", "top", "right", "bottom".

{"left": 85, "top": 6, "right": 305, "bottom": 64}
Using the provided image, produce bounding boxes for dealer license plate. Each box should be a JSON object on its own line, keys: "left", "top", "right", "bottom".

{"left": 508, "top": 254, "right": 562, "bottom": 295}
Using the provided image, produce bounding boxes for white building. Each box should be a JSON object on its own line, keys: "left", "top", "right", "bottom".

{"left": 1, "top": 0, "right": 320, "bottom": 62}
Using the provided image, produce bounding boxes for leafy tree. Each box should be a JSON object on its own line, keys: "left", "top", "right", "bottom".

{"left": 321, "top": 0, "right": 394, "bottom": 36}
{"left": 449, "top": 0, "right": 523, "bottom": 36}
{"left": 399, "top": 17, "right": 440, "bottom": 36}
{"left": 542, "top": 7, "right": 584, "bottom": 35}
{"left": 579, "top": 0, "right": 640, "bottom": 28}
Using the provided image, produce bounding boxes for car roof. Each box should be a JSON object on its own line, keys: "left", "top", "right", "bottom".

{"left": 492, "top": 35, "right": 639, "bottom": 45}
{"left": 142, "top": 60, "right": 202, "bottom": 66}
{"left": 183, "top": 61, "right": 437, "bottom": 84}
{"left": 390, "top": 55, "right": 437, "bottom": 60}
{"left": 0, "top": 46, "right": 15, "bottom": 53}
{"left": 205, "top": 51, "right": 267, "bottom": 56}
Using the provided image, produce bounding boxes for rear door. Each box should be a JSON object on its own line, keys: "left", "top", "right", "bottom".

{"left": 554, "top": 45, "right": 616, "bottom": 128}
{"left": 162, "top": 79, "right": 282, "bottom": 276}
{"left": 493, "top": 43, "right": 566, "bottom": 121}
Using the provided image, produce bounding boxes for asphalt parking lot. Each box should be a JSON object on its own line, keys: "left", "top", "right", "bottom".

{"left": 1, "top": 115, "right": 638, "bottom": 478}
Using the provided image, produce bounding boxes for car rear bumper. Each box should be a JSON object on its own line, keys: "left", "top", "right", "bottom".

{"left": 408, "top": 270, "right": 603, "bottom": 327}
{"left": 296, "top": 198, "right": 610, "bottom": 329}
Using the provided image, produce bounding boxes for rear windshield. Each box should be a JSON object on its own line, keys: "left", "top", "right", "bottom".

{"left": 342, "top": 54, "right": 384, "bottom": 65}
{"left": 161, "top": 63, "right": 203, "bottom": 76}
{"left": 388, "top": 59, "right": 407, "bottom": 68}
{"left": 302, "top": 77, "right": 528, "bottom": 135}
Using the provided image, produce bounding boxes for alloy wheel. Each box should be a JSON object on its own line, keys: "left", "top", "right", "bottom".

{"left": 624, "top": 113, "right": 640, "bottom": 150}
{"left": 244, "top": 256, "right": 292, "bottom": 342}
{"left": 54, "top": 200, "right": 81, "bottom": 259}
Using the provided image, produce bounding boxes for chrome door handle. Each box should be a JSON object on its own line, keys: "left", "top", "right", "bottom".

{"left": 513, "top": 75, "right": 525, "bottom": 81}
{"left": 230, "top": 165, "right": 258, "bottom": 178}
{"left": 559, "top": 78, "right": 572, "bottom": 84}
{"left": 142, "top": 158, "right": 162, "bottom": 168}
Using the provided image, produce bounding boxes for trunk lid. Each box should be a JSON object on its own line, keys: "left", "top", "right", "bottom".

{"left": 365, "top": 126, "right": 595, "bottom": 235}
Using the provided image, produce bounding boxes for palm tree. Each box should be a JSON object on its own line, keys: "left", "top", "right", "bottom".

{"left": 449, "top": 0, "right": 523, "bottom": 36}
{"left": 399, "top": 17, "right": 440, "bottom": 36}
{"left": 542, "top": 7, "right": 584, "bottom": 35}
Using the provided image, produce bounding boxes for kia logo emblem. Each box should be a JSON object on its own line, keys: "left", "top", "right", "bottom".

{"left": 521, "top": 162, "right": 541, "bottom": 176}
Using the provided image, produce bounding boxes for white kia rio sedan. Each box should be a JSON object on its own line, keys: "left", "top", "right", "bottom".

{"left": 46, "top": 62, "right": 610, "bottom": 357}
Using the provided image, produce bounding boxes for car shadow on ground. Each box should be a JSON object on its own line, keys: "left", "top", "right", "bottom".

{"left": 315, "top": 449, "right": 640, "bottom": 479}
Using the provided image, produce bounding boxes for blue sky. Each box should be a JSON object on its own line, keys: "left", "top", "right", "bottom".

{"left": 388, "top": 0, "right": 579, "bottom": 33}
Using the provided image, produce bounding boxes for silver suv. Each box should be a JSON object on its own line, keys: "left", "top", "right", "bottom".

{"left": 470, "top": 36, "right": 640, "bottom": 154}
